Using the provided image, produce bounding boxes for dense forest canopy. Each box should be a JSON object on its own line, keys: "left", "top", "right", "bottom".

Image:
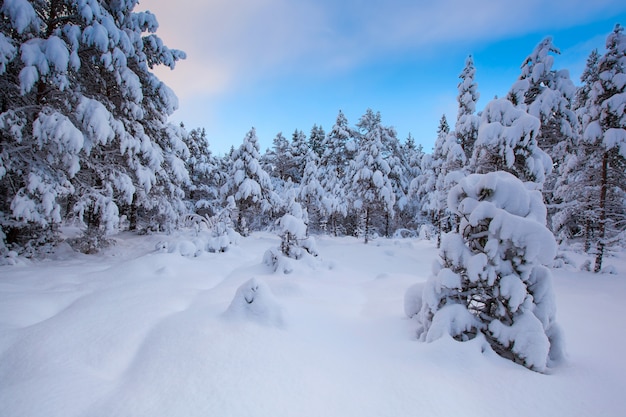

{"left": 0, "top": 1, "right": 624, "bottom": 273}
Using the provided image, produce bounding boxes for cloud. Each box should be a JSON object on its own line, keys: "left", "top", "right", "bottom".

{"left": 146, "top": 0, "right": 626, "bottom": 101}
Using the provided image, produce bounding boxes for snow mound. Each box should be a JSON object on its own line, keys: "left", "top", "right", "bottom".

{"left": 403, "top": 282, "right": 424, "bottom": 318}
{"left": 224, "top": 278, "right": 284, "bottom": 327}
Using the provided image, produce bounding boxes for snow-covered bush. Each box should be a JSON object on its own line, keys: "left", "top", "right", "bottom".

{"left": 413, "top": 171, "right": 563, "bottom": 372}
{"left": 265, "top": 199, "right": 318, "bottom": 273}
{"left": 224, "top": 278, "right": 284, "bottom": 326}
{"left": 182, "top": 200, "right": 241, "bottom": 254}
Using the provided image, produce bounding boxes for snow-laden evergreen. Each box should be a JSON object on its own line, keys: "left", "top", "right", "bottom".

{"left": 553, "top": 50, "right": 602, "bottom": 249}
{"left": 318, "top": 110, "right": 353, "bottom": 235}
{"left": 299, "top": 151, "right": 325, "bottom": 232}
{"left": 507, "top": 37, "right": 579, "bottom": 228}
{"left": 308, "top": 124, "right": 326, "bottom": 158}
{"left": 471, "top": 98, "right": 552, "bottom": 187}
{"left": 349, "top": 109, "right": 396, "bottom": 243}
{"left": 0, "top": 0, "right": 187, "bottom": 253}
{"left": 183, "top": 128, "right": 224, "bottom": 217}
{"left": 413, "top": 171, "right": 563, "bottom": 372}
{"left": 222, "top": 128, "right": 278, "bottom": 235}
{"left": 577, "top": 25, "right": 626, "bottom": 272}
{"left": 455, "top": 55, "right": 481, "bottom": 162}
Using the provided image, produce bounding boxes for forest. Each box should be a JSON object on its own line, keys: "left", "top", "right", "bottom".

{"left": 0, "top": 0, "right": 624, "bottom": 277}
{"left": 2, "top": 2, "right": 626, "bottom": 409}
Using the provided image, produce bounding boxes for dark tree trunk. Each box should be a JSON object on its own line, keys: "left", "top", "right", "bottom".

{"left": 364, "top": 207, "right": 370, "bottom": 244}
{"left": 594, "top": 151, "right": 608, "bottom": 273}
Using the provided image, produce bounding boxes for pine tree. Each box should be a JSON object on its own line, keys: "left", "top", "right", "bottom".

{"left": 507, "top": 37, "right": 579, "bottom": 228}
{"left": 222, "top": 128, "right": 278, "bottom": 234}
{"left": 0, "top": 0, "right": 187, "bottom": 252}
{"left": 553, "top": 49, "right": 601, "bottom": 248}
{"left": 456, "top": 55, "right": 480, "bottom": 162}
{"left": 402, "top": 134, "right": 426, "bottom": 230}
{"left": 416, "top": 115, "right": 464, "bottom": 246}
{"left": 471, "top": 98, "right": 551, "bottom": 187}
{"left": 299, "top": 150, "right": 324, "bottom": 232}
{"left": 265, "top": 132, "right": 294, "bottom": 182}
{"left": 349, "top": 109, "right": 395, "bottom": 243}
{"left": 183, "top": 128, "right": 223, "bottom": 217}
{"left": 319, "top": 110, "right": 353, "bottom": 235}
{"left": 414, "top": 171, "right": 563, "bottom": 372}
{"left": 308, "top": 124, "right": 325, "bottom": 158}
{"left": 287, "top": 129, "right": 309, "bottom": 183}
{"left": 580, "top": 25, "right": 626, "bottom": 272}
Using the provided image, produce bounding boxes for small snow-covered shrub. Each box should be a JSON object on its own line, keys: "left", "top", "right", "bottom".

{"left": 263, "top": 247, "right": 294, "bottom": 274}
{"left": 412, "top": 171, "right": 563, "bottom": 372}
{"left": 265, "top": 201, "right": 318, "bottom": 274}
{"left": 224, "top": 278, "right": 284, "bottom": 326}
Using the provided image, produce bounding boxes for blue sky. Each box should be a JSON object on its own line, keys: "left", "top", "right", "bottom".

{"left": 144, "top": 1, "right": 626, "bottom": 155}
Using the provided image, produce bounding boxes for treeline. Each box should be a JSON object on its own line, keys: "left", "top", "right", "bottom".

{"left": 0, "top": 1, "right": 624, "bottom": 271}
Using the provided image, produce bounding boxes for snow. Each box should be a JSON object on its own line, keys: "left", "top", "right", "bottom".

{"left": 0, "top": 33, "right": 17, "bottom": 74}
{"left": 0, "top": 0, "right": 39, "bottom": 34}
{"left": 1, "top": 233, "right": 626, "bottom": 416}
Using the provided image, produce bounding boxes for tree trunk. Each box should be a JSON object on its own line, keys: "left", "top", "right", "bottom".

{"left": 385, "top": 212, "right": 390, "bottom": 238}
{"left": 584, "top": 218, "right": 592, "bottom": 253}
{"left": 364, "top": 207, "right": 370, "bottom": 244}
{"left": 128, "top": 201, "right": 138, "bottom": 231}
{"left": 594, "top": 151, "right": 608, "bottom": 273}
{"left": 436, "top": 210, "right": 442, "bottom": 249}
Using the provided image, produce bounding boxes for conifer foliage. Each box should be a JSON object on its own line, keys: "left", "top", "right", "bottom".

{"left": 0, "top": 0, "right": 187, "bottom": 253}
{"left": 415, "top": 172, "right": 563, "bottom": 372}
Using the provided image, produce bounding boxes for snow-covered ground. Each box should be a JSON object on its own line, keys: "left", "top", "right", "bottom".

{"left": 1, "top": 232, "right": 625, "bottom": 417}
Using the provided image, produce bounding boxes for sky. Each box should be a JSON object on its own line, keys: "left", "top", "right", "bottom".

{"left": 141, "top": 0, "right": 626, "bottom": 155}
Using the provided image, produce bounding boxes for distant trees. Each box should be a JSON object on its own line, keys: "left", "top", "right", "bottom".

{"left": 583, "top": 25, "right": 626, "bottom": 272}
{"left": 0, "top": 9, "right": 622, "bottom": 271}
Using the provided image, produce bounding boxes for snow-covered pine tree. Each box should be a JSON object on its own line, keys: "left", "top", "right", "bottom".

{"left": 0, "top": 0, "right": 187, "bottom": 253}
{"left": 384, "top": 131, "right": 413, "bottom": 234}
{"left": 507, "top": 37, "right": 579, "bottom": 229}
{"left": 299, "top": 150, "right": 324, "bottom": 233}
{"left": 319, "top": 110, "right": 353, "bottom": 235}
{"left": 400, "top": 134, "right": 425, "bottom": 231}
{"left": 552, "top": 49, "right": 601, "bottom": 249}
{"left": 287, "top": 129, "right": 309, "bottom": 183}
{"left": 456, "top": 55, "right": 480, "bottom": 162}
{"left": 183, "top": 127, "right": 223, "bottom": 218}
{"left": 222, "top": 128, "right": 279, "bottom": 234}
{"left": 349, "top": 109, "right": 395, "bottom": 243}
{"left": 264, "top": 132, "right": 294, "bottom": 182}
{"left": 415, "top": 115, "right": 463, "bottom": 247}
{"left": 508, "top": 37, "right": 579, "bottom": 161}
{"left": 471, "top": 98, "right": 552, "bottom": 187}
{"left": 308, "top": 124, "right": 325, "bottom": 158}
{"left": 414, "top": 171, "right": 563, "bottom": 372}
{"left": 579, "top": 25, "right": 626, "bottom": 272}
